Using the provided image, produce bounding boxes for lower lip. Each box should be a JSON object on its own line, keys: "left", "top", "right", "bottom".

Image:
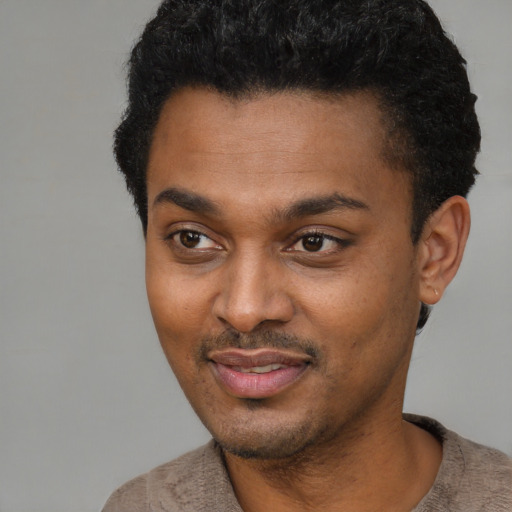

{"left": 211, "top": 363, "right": 308, "bottom": 399}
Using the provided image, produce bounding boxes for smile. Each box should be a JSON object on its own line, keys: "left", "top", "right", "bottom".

{"left": 208, "top": 348, "right": 311, "bottom": 399}
{"left": 235, "top": 363, "right": 287, "bottom": 373}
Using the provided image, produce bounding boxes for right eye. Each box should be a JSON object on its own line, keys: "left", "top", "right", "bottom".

{"left": 168, "top": 230, "right": 220, "bottom": 250}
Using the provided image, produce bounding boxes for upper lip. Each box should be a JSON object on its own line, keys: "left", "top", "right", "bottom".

{"left": 208, "top": 348, "right": 312, "bottom": 368}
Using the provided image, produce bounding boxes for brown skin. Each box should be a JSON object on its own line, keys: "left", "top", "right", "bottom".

{"left": 145, "top": 88, "right": 470, "bottom": 511}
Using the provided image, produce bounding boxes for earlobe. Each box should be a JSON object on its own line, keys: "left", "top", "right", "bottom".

{"left": 418, "top": 196, "right": 471, "bottom": 305}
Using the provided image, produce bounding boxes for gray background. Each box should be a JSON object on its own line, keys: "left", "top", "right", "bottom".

{"left": 0, "top": 1, "right": 510, "bottom": 511}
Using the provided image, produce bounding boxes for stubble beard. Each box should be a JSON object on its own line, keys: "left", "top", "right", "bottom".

{"left": 189, "top": 327, "right": 404, "bottom": 466}
{"left": 212, "top": 400, "right": 331, "bottom": 461}
{"left": 192, "top": 328, "right": 329, "bottom": 461}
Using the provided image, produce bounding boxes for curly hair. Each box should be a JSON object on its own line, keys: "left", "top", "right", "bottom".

{"left": 115, "top": 0, "right": 480, "bottom": 330}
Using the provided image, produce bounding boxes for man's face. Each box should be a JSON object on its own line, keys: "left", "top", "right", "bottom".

{"left": 145, "top": 88, "right": 422, "bottom": 459}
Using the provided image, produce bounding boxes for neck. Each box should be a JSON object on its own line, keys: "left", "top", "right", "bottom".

{"left": 224, "top": 414, "right": 442, "bottom": 512}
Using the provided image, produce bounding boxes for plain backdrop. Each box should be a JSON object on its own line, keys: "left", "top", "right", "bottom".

{"left": 0, "top": 1, "right": 510, "bottom": 511}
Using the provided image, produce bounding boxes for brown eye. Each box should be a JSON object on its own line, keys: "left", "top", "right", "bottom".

{"left": 179, "top": 231, "right": 202, "bottom": 248}
{"left": 302, "top": 235, "right": 325, "bottom": 252}
{"left": 287, "top": 232, "right": 347, "bottom": 254}
{"left": 169, "top": 230, "right": 220, "bottom": 251}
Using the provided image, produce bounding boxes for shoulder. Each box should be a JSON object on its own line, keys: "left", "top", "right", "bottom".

{"left": 406, "top": 414, "right": 512, "bottom": 512}
{"left": 452, "top": 430, "right": 512, "bottom": 505}
{"left": 101, "top": 440, "right": 240, "bottom": 512}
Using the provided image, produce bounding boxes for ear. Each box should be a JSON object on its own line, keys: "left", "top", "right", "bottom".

{"left": 417, "top": 196, "right": 471, "bottom": 305}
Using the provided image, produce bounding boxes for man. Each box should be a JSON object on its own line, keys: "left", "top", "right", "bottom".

{"left": 103, "top": 0, "right": 511, "bottom": 510}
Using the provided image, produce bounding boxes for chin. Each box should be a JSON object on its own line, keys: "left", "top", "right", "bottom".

{"left": 217, "top": 433, "right": 315, "bottom": 460}
{"left": 208, "top": 408, "right": 329, "bottom": 461}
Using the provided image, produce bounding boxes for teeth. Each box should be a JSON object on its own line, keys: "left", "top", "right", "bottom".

{"left": 238, "top": 364, "right": 285, "bottom": 374}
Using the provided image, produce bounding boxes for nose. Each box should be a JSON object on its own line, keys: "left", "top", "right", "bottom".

{"left": 212, "top": 251, "right": 295, "bottom": 333}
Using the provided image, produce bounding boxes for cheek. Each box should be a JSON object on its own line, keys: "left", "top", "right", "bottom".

{"left": 145, "top": 262, "right": 225, "bottom": 383}
{"left": 146, "top": 258, "right": 211, "bottom": 333}
{"left": 298, "top": 267, "right": 389, "bottom": 334}
{"left": 146, "top": 275, "right": 201, "bottom": 379}
{"left": 299, "top": 253, "right": 417, "bottom": 354}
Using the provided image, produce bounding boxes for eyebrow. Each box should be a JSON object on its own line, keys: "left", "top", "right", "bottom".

{"left": 152, "top": 187, "right": 369, "bottom": 220}
{"left": 153, "top": 187, "right": 220, "bottom": 215}
{"left": 276, "top": 193, "right": 369, "bottom": 222}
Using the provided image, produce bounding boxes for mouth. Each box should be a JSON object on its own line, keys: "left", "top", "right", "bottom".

{"left": 208, "top": 348, "right": 311, "bottom": 399}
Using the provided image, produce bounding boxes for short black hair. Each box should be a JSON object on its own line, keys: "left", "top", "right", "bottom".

{"left": 115, "top": 0, "right": 480, "bottom": 330}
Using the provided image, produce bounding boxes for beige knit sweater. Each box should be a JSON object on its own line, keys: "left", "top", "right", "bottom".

{"left": 102, "top": 415, "right": 512, "bottom": 511}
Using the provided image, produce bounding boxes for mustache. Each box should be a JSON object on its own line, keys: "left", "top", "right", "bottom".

{"left": 197, "top": 329, "right": 321, "bottom": 363}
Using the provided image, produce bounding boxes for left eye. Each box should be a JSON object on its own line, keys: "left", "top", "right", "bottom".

{"left": 289, "top": 233, "right": 342, "bottom": 253}
{"left": 171, "top": 230, "right": 219, "bottom": 250}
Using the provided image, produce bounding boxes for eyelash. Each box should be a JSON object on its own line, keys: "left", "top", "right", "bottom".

{"left": 165, "top": 228, "right": 350, "bottom": 255}
{"left": 165, "top": 229, "right": 220, "bottom": 251}
{"left": 287, "top": 230, "right": 351, "bottom": 253}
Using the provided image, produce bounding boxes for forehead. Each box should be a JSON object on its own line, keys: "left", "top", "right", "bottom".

{"left": 147, "top": 87, "right": 411, "bottom": 221}
{"left": 150, "top": 87, "right": 387, "bottom": 164}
